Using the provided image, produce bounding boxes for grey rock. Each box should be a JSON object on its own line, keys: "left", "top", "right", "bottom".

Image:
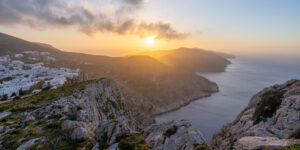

{"left": 71, "top": 127, "right": 89, "bottom": 141}
{"left": 96, "top": 117, "right": 134, "bottom": 145}
{"left": 107, "top": 143, "right": 120, "bottom": 150}
{"left": 233, "top": 136, "right": 291, "bottom": 150}
{"left": 0, "top": 111, "right": 11, "bottom": 119}
{"left": 61, "top": 120, "right": 87, "bottom": 130}
{"left": 91, "top": 142, "right": 100, "bottom": 150}
{"left": 24, "top": 115, "right": 35, "bottom": 122}
{"left": 0, "top": 125, "right": 3, "bottom": 133}
{"left": 143, "top": 120, "right": 208, "bottom": 150}
{"left": 16, "top": 138, "right": 41, "bottom": 150}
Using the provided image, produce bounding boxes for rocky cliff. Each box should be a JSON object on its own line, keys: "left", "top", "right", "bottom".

{"left": 211, "top": 80, "right": 300, "bottom": 150}
{"left": 0, "top": 78, "right": 208, "bottom": 150}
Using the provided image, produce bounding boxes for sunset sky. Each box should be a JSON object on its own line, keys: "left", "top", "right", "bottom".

{"left": 0, "top": 0, "right": 299, "bottom": 56}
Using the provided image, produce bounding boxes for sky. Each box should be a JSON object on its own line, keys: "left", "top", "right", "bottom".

{"left": 0, "top": 0, "right": 299, "bottom": 57}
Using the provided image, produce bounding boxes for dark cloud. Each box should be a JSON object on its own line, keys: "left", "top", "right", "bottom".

{"left": 0, "top": 0, "right": 188, "bottom": 40}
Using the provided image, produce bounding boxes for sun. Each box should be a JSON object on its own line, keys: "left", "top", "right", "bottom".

{"left": 146, "top": 36, "right": 155, "bottom": 45}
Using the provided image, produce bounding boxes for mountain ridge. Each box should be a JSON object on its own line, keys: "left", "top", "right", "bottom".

{"left": 0, "top": 32, "right": 230, "bottom": 126}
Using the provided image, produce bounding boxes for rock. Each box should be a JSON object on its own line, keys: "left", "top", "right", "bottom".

{"left": 211, "top": 80, "right": 300, "bottom": 150}
{"left": 233, "top": 136, "right": 290, "bottom": 150}
{"left": 0, "top": 111, "right": 11, "bottom": 119}
{"left": 143, "top": 120, "right": 208, "bottom": 150}
{"left": 96, "top": 118, "right": 134, "bottom": 145}
{"left": 107, "top": 143, "right": 120, "bottom": 150}
{"left": 91, "top": 143, "right": 100, "bottom": 150}
{"left": 61, "top": 120, "right": 87, "bottom": 130}
{"left": 71, "top": 127, "right": 89, "bottom": 141}
{"left": 24, "top": 115, "right": 35, "bottom": 122}
{"left": 0, "top": 125, "right": 3, "bottom": 133}
{"left": 16, "top": 138, "right": 41, "bottom": 150}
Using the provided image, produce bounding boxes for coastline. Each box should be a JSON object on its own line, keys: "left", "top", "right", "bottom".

{"left": 152, "top": 57, "right": 235, "bottom": 118}
{"left": 152, "top": 89, "right": 218, "bottom": 117}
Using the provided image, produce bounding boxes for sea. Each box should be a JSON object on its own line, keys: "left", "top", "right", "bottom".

{"left": 155, "top": 56, "right": 300, "bottom": 141}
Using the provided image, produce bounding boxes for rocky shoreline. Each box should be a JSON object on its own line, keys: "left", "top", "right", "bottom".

{"left": 211, "top": 79, "right": 300, "bottom": 149}
{"left": 152, "top": 92, "right": 214, "bottom": 116}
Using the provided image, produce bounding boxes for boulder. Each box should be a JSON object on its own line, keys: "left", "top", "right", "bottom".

{"left": 71, "top": 127, "right": 89, "bottom": 141}
{"left": 143, "top": 120, "right": 208, "bottom": 150}
{"left": 233, "top": 136, "right": 291, "bottom": 150}
{"left": 16, "top": 138, "right": 41, "bottom": 150}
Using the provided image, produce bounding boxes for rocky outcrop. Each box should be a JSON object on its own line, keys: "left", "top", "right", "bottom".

{"left": 16, "top": 138, "right": 44, "bottom": 150}
{"left": 142, "top": 120, "right": 209, "bottom": 150}
{"left": 233, "top": 136, "right": 300, "bottom": 150}
{"left": 211, "top": 80, "right": 300, "bottom": 150}
{"left": 106, "top": 120, "right": 210, "bottom": 150}
{"left": 0, "top": 78, "right": 137, "bottom": 149}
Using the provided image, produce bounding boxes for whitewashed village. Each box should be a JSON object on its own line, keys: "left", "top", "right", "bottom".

{"left": 0, "top": 51, "right": 79, "bottom": 100}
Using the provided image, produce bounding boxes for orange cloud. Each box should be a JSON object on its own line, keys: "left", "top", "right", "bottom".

{"left": 0, "top": 0, "right": 188, "bottom": 40}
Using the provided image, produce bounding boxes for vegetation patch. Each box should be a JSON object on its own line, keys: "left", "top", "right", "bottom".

{"left": 118, "top": 134, "right": 150, "bottom": 150}
{"left": 0, "top": 79, "right": 98, "bottom": 150}
{"left": 193, "top": 144, "right": 210, "bottom": 150}
{"left": 0, "top": 79, "right": 96, "bottom": 112}
{"left": 252, "top": 89, "right": 285, "bottom": 124}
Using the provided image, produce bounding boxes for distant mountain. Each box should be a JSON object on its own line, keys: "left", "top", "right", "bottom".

{"left": 215, "top": 51, "right": 236, "bottom": 59}
{"left": 33, "top": 42, "right": 57, "bottom": 49}
{"left": 0, "top": 33, "right": 60, "bottom": 55}
{"left": 137, "top": 47, "right": 232, "bottom": 72}
{"left": 0, "top": 32, "right": 230, "bottom": 126}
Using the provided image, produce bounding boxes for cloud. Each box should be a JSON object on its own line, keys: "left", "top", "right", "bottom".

{"left": 0, "top": 0, "right": 188, "bottom": 40}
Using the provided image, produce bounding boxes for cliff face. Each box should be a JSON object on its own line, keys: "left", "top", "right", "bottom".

{"left": 211, "top": 80, "right": 300, "bottom": 150}
{"left": 0, "top": 78, "right": 208, "bottom": 150}
{"left": 0, "top": 78, "right": 136, "bottom": 149}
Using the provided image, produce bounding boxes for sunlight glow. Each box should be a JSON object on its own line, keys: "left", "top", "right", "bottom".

{"left": 146, "top": 36, "right": 155, "bottom": 45}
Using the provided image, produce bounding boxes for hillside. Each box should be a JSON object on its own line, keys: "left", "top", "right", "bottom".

{"left": 0, "top": 78, "right": 209, "bottom": 150}
{"left": 137, "top": 47, "right": 232, "bottom": 72}
{"left": 0, "top": 32, "right": 230, "bottom": 126}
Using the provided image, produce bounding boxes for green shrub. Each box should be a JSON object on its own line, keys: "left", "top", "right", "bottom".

{"left": 13, "top": 96, "right": 20, "bottom": 100}
{"left": 253, "top": 89, "right": 285, "bottom": 124}
{"left": 193, "top": 144, "right": 210, "bottom": 150}
{"left": 1, "top": 94, "right": 8, "bottom": 100}
{"left": 118, "top": 134, "right": 150, "bottom": 150}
